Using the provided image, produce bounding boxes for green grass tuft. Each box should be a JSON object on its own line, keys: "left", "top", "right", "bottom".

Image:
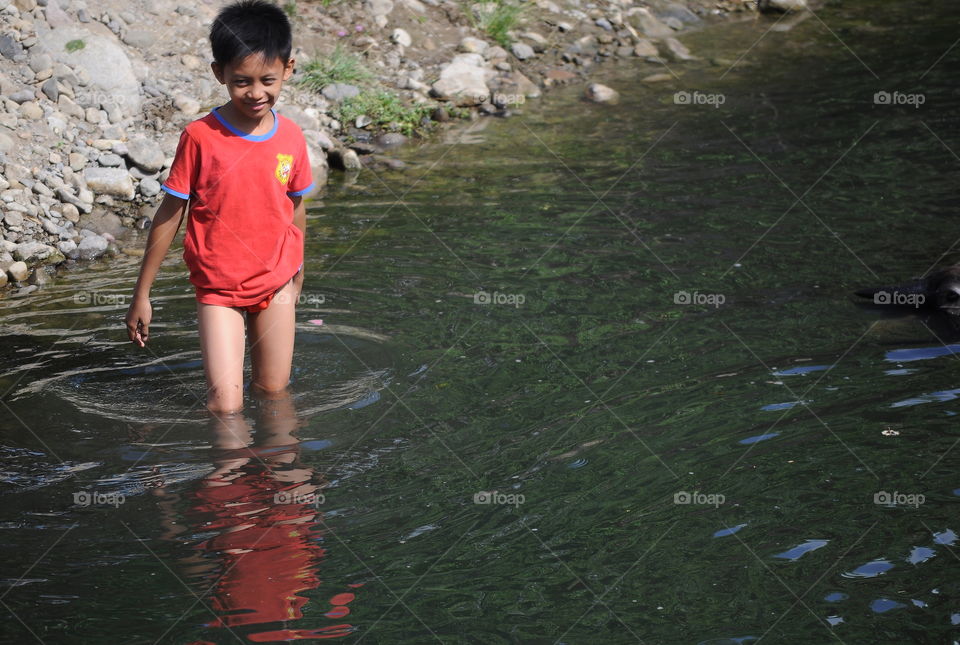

{"left": 295, "top": 45, "right": 375, "bottom": 93}
{"left": 65, "top": 39, "right": 85, "bottom": 53}
{"left": 468, "top": 1, "right": 525, "bottom": 47}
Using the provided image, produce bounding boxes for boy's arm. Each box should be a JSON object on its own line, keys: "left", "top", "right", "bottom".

{"left": 124, "top": 194, "right": 188, "bottom": 347}
{"left": 291, "top": 195, "right": 306, "bottom": 294}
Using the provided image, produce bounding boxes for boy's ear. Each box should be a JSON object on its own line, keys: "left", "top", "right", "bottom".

{"left": 283, "top": 58, "right": 295, "bottom": 81}
{"left": 211, "top": 62, "right": 225, "bottom": 84}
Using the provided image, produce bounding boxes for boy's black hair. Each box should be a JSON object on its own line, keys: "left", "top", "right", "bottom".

{"left": 210, "top": 0, "right": 292, "bottom": 66}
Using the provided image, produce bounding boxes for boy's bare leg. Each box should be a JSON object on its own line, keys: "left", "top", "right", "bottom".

{"left": 197, "top": 302, "right": 247, "bottom": 413}
{"left": 247, "top": 277, "right": 298, "bottom": 395}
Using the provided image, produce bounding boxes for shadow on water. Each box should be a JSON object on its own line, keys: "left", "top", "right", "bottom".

{"left": 2, "top": 0, "right": 960, "bottom": 642}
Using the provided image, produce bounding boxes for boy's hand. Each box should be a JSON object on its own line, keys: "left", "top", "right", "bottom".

{"left": 125, "top": 296, "right": 153, "bottom": 347}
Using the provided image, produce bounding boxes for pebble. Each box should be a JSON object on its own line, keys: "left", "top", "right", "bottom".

{"left": 76, "top": 234, "right": 108, "bottom": 260}
{"left": 7, "top": 260, "right": 28, "bottom": 281}
{"left": 321, "top": 83, "right": 361, "bottom": 102}
{"left": 759, "top": 0, "right": 808, "bottom": 12}
{"left": 60, "top": 203, "right": 80, "bottom": 222}
{"left": 595, "top": 17, "right": 613, "bottom": 31}
{"left": 40, "top": 77, "right": 58, "bottom": 101}
{"left": 27, "top": 267, "right": 49, "bottom": 285}
{"left": 124, "top": 137, "right": 165, "bottom": 173}
{"left": 585, "top": 83, "right": 620, "bottom": 104}
{"left": 98, "top": 153, "right": 123, "bottom": 167}
{"left": 121, "top": 29, "right": 153, "bottom": 49}
{"left": 57, "top": 238, "right": 76, "bottom": 256}
{"left": 510, "top": 43, "right": 535, "bottom": 61}
{"left": 634, "top": 39, "right": 659, "bottom": 57}
{"left": 13, "top": 241, "right": 57, "bottom": 264}
{"left": 139, "top": 177, "right": 161, "bottom": 197}
{"left": 459, "top": 37, "right": 488, "bottom": 54}
{"left": 4, "top": 211, "right": 23, "bottom": 227}
{"left": 83, "top": 167, "right": 135, "bottom": 200}
{"left": 19, "top": 101, "right": 42, "bottom": 119}
{"left": 9, "top": 89, "right": 33, "bottom": 104}
{"left": 68, "top": 152, "right": 87, "bottom": 171}
{"left": 391, "top": 28, "right": 411, "bottom": 48}
{"left": 0, "top": 34, "right": 23, "bottom": 60}
{"left": 660, "top": 37, "right": 696, "bottom": 62}
{"left": 341, "top": 148, "right": 362, "bottom": 170}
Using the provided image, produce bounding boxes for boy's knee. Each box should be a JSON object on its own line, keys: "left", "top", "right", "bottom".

{"left": 207, "top": 385, "right": 243, "bottom": 414}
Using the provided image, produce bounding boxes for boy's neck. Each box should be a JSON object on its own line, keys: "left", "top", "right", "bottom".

{"left": 217, "top": 103, "right": 275, "bottom": 136}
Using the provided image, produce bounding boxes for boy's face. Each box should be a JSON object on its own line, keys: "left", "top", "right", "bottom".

{"left": 211, "top": 53, "right": 295, "bottom": 124}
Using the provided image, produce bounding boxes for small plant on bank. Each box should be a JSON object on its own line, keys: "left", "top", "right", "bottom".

{"left": 336, "top": 91, "right": 433, "bottom": 136}
{"left": 65, "top": 39, "right": 85, "bottom": 53}
{"left": 467, "top": 1, "right": 524, "bottom": 47}
{"left": 282, "top": 1, "right": 297, "bottom": 19}
{"left": 295, "top": 45, "right": 374, "bottom": 93}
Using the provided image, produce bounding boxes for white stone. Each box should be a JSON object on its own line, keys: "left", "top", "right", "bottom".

{"left": 7, "top": 260, "right": 28, "bottom": 282}
{"left": 391, "top": 28, "right": 412, "bottom": 48}
{"left": 83, "top": 167, "right": 134, "bottom": 200}
{"left": 585, "top": 83, "right": 620, "bottom": 104}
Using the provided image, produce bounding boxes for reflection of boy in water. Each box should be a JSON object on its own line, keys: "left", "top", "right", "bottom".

{"left": 165, "top": 392, "right": 360, "bottom": 642}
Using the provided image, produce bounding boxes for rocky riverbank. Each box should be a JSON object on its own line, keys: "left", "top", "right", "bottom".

{"left": 0, "top": 0, "right": 807, "bottom": 296}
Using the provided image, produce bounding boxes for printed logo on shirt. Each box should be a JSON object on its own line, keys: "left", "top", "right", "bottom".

{"left": 275, "top": 153, "right": 294, "bottom": 185}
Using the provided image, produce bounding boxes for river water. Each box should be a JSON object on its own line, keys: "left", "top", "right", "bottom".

{"left": 2, "top": 1, "right": 959, "bottom": 643}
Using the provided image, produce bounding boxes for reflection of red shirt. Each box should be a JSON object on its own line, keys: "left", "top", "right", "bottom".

{"left": 162, "top": 108, "right": 314, "bottom": 307}
{"left": 187, "top": 465, "right": 359, "bottom": 641}
{"left": 191, "top": 469, "right": 321, "bottom": 628}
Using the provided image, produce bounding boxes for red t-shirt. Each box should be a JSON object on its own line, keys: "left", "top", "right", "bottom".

{"left": 162, "top": 107, "right": 314, "bottom": 307}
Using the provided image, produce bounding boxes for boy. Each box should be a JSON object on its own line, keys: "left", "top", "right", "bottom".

{"left": 125, "top": 0, "right": 314, "bottom": 414}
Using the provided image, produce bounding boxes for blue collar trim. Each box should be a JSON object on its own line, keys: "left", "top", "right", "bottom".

{"left": 212, "top": 105, "right": 279, "bottom": 141}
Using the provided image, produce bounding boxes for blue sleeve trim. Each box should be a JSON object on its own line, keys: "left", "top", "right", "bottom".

{"left": 161, "top": 185, "right": 190, "bottom": 200}
{"left": 287, "top": 182, "right": 315, "bottom": 197}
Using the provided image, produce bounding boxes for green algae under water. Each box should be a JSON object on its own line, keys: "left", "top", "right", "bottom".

{"left": 1, "top": 1, "right": 960, "bottom": 642}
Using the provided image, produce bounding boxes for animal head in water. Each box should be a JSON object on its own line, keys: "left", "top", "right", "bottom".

{"left": 935, "top": 279, "right": 960, "bottom": 313}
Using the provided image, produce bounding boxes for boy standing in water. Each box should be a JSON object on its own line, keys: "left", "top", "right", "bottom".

{"left": 125, "top": 0, "right": 314, "bottom": 413}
